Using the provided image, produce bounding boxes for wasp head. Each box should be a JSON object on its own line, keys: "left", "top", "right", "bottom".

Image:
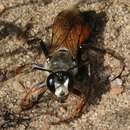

{"left": 47, "top": 71, "right": 73, "bottom": 102}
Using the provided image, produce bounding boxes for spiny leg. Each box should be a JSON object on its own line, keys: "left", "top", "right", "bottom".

{"left": 0, "top": 63, "right": 36, "bottom": 83}
{"left": 50, "top": 86, "right": 90, "bottom": 125}
{"left": 19, "top": 63, "right": 47, "bottom": 110}
{"left": 89, "top": 46, "right": 125, "bottom": 81}
{"left": 0, "top": 40, "right": 46, "bottom": 83}
{"left": 0, "top": 21, "right": 50, "bottom": 81}
{"left": 80, "top": 44, "right": 125, "bottom": 81}
{"left": 20, "top": 80, "right": 72, "bottom": 122}
{"left": 50, "top": 99, "right": 87, "bottom": 125}
{"left": 0, "top": 45, "right": 44, "bottom": 83}
{"left": 20, "top": 81, "right": 47, "bottom": 111}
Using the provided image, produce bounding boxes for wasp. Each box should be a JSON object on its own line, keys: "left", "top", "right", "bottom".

{"left": 20, "top": 7, "right": 92, "bottom": 109}
{"left": 19, "top": 7, "right": 94, "bottom": 124}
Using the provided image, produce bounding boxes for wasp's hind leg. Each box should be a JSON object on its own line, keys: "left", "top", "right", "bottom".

{"left": 88, "top": 46, "right": 125, "bottom": 81}
{"left": 71, "top": 89, "right": 87, "bottom": 117}
{"left": 78, "top": 44, "right": 125, "bottom": 81}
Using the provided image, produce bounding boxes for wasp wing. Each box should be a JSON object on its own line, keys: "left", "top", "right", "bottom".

{"left": 49, "top": 10, "right": 91, "bottom": 58}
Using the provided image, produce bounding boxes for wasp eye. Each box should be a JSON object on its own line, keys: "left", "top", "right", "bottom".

{"left": 47, "top": 74, "right": 55, "bottom": 92}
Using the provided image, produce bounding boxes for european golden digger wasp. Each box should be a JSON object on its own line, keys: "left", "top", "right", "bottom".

{"left": 20, "top": 8, "right": 92, "bottom": 122}
{"left": 19, "top": 4, "right": 125, "bottom": 125}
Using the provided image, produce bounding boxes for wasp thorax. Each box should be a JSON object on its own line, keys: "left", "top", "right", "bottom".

{"left": 47, "top": 71, "right": 73, "bottom": 102}
{"left": 48, "top": 49, "right": 78, "bottom": 75}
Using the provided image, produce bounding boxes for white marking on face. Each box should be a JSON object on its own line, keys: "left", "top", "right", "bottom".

{"left": 54, "top": 79, "right": 69, "bottom": 98}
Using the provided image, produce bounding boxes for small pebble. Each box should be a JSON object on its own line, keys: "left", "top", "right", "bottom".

{"left": 110, "top": 78, "right": 123, "bottom": 95}
{"left": 0, "top": 4, "right": 5, "bottom": 14}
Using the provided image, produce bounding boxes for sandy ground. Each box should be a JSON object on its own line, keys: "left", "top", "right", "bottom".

{"left": 0, "top": 0, "right": 130, "bottom": 130}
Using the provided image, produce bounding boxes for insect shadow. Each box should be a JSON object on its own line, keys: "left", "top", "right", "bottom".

{"left": 0, "top": 20, "right": 37, "bottom": 82}
{"left": 0, "top": 20, "right": 24, "bottom": 40}
{"left": 77, "top": 10, "right": 110, "bottom": 107}
{"left": 48, "top": 11, "right": 114, "bottom": 124}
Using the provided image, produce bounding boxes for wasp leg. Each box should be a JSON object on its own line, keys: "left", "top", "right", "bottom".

{"left": 80, "top": 44, "right": 125, "bottom": 81}
{"left": 70, "top": 87, "right": 89, "bottom": 117}
{"left": 50, "top": 99, "right": 87, "bottom": 125}
{"left": 27, "top": 37, "right": 49, "bottom": 57}
{"left": 39, "top": 39, "right": 49, "bottom": 57}
{"left": 20, "top": 81, "right": 47, "bottom": 111}
{"left": 88, "top": 46, "right": 125, "bottom": 81}
{"left": 20, "top": 81, "right": 65, "bottom": 119}
{"left": 50, "top": 87, "right": 90, "bottom": 125}
{"left": 0, "top": 64, "right": 35, "bottom": 83}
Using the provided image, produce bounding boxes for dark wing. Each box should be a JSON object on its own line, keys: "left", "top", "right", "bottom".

{"left": 49, "top": 9, "right": 91, "bottom": 57}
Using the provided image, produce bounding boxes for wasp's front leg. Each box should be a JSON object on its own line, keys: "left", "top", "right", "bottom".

{"left": 0, "top": 63, "right": 35, "bottom": 82}
{"left": 20, "top": 81, "right": 47, "bottom": 111}
{"left": 79, "top": 44, "right": 125, "bottom": 81}
{"left": 71, "top": 86, "right": 90, "bottom": 116}
{"left": 50, "top": 86, "right": 90, "bottom": 125}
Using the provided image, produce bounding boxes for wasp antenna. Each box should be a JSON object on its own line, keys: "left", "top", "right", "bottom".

{"left": 32, "top": 63, "right": 50, "bottom": 72}
{"left": 32, "top": 63, "right": 44, "bottom": 69}
{"left": 32, "top": 63, "right": 58, "bottom": 76}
